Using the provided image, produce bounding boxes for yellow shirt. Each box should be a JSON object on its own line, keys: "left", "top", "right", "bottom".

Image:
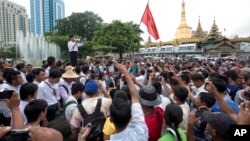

{"left": 102, "top": 117, "right": 116, "bottom": 135}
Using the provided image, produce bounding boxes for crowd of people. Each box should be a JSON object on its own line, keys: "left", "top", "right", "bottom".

{"left": 0, "top": 55, "right": 250, "bottom": 141}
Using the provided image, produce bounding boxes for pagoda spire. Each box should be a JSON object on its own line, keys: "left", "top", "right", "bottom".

{"left": 193, "top": 16, "right": 205, "bottom": 38}
{"left": 174, "top": 0, "right": 192, "bottom": 40}
{"left": 147, "top": 36, "right": 152, "bottom": 47}
{"left": 206, "top": 17, "right": 223, "bottom": 42}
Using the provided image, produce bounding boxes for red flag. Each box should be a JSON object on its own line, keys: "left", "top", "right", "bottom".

{"left": 141, "top": 4, "right": 159, "bottom": 40}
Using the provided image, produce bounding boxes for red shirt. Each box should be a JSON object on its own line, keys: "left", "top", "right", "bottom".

{"left": 145, "top": 107, "right": 164, "bottom": 141}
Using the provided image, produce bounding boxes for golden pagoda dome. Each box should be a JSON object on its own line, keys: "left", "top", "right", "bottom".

{"left": 175, "top": 0, "right": 192, "bottom": 40}
{"left": 193, "top": 16, "right": 205, "bottom": 39}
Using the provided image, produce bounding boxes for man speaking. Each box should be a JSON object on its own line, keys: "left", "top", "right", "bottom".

{"left": 68, "top": 35, "right": 84, "bottom": 67}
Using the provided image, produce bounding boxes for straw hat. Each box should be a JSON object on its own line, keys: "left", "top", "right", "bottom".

{"left": 62, "top": 66, "right": 79, "bottom": 78}
{"left": 65, "top": 65, "right": 75, "bottom": 72}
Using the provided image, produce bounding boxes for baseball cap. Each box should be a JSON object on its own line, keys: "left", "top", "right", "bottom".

{"left": 84, "top": 80, "right": 98, "bottom": 94}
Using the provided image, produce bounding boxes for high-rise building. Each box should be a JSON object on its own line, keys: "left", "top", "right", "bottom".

{"left": 0, "top": 0, "right": 30, "bottom": 47}
{"left": 30, "top": 0, "right": 65, "bottom": 36}
{"left": 56, "top": 0, "right": 65, "bottom": 20}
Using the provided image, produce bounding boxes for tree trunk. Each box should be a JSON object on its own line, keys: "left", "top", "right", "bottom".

{"left": 119, "top": 52, "right": 123, "bottom": 60}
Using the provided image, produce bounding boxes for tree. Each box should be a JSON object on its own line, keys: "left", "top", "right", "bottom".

{"left": 92, "top": 20, "right": 143, "bottom": 59}
{"left": 55, "top": 11, "right": 103, "bottom": 41}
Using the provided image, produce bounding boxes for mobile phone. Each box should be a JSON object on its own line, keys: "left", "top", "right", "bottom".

{"left": 0, "top": 90, "right": 14, "bottom": 99}
{"left": 204, "top": 83, "right": 209, "bottom": 91}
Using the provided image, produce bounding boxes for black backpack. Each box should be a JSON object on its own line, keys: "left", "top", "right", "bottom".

{"left": 77, "top": 99, "right": 105, "bottom": 141}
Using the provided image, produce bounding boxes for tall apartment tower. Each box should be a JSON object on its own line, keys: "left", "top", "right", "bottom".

{"left": 30, "top": 0, "right": 65, "bottom": 36}
{"left": 0, "top": 0, "right": 29, "bottom": 47}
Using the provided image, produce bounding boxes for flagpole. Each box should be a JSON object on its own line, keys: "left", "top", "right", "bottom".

{"left": 139, "top": 0, "right": 150, "bottom": 27}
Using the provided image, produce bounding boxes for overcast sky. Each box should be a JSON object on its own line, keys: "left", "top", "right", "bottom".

{"left": 10, "top": 0, "right": 250, "bottom": 42}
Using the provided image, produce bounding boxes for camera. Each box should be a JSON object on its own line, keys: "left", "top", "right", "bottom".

{"left": 204, "top": 83, "right": 209, "bottom": 91}
{"left": 0, "top": 90, "right": 14, "bottom": 100}
{"left": 0, "top": 129, "right": 29, "bottom": 141}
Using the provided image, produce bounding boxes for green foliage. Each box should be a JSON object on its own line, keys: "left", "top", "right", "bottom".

{"left": 92, "top": 20, "right": 143, "bottom": 59}
{"left": 55, "top": 11, "right": 103, "bottom": 41}
{"left": 0, "top": 47, "right": 16, "bottom": 58}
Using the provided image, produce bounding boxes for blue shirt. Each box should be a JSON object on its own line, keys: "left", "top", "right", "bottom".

{"left": 212, "top": 94, "right": 239, "bottom": 114}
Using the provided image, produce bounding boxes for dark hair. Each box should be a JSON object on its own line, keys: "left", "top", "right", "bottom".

{"left": 98, "top": 72, "right": 105, "bottom": 80}
{"left": 95, "top": 60, "right": 101, "bottom": 65}
{"left": 244, "top": 74, "right": 250, "bottom": 82}
{"left": 152, "top": 81, "right": 162, "bottom": 94}
{"left": 26, "top": 73, "right": 35, "bottom": 83}
{"left": 191, "top": 73, "right": 204, "bottom": 82}
{"left": 47, "top": 56, "right": 56, "bottom": 66}
{"left": 2, "top": 68, "right": 14, "bottom": 79}
{"left": 113, "top": 90, "right": 129, "bottom": 102}
{"left": 200, "top": 70, "right": 209, "bottom": 79}
{"left": 110, "top": 98, "right": 131, "bottom": 129}
{"left": 120, "top": 85, "right": 132, "bottom": 101}
{"left": 82, "top": 65, "right": 89, "bottom": 74}
{"left": 140, "top": 69, "right": 145, "bottom": 75}
{"left": 6, "top": 70, "right": 20, "bottom": 84}
{"left": 173, "top": 86, "right": 188, "bottom": 103}
{"left": 49, "top": 69, "right": 62, "bottom": 78}
{"left": 47, "top": 116, "right": 72, "bottom": 141}
{"left": 71, "top": 82, "right": 84, "bottom": 95}
{"left": 26, "top": 64, "right": 32, "bottom": 67}
{"left": 208, "top": 72, "right": 219, "bottom": 79}
{"left": 173, "top": 65, "right": 180, "bottom": 72}
{"left": 16, "top": 63, "right": 25, "bottom": 71}
{"left": 20, "top": 83, "right": 38, "bottom": 100}
{"left": 180, "top": 74, "right": 190, "bottom": 84}
{"left": 224, "top": 70, "right": 239, "bottom": 82}
{"left": 56, "top": 60, "right": 62, "bottom": 67}
{"left": 199, "top": 92, "right": 216, "bottom": 108}
{"left": 75, "top": 66, "right": 82, "bottom": 75}
{"left": 24, "top": 99, "right": 48, "bottom": 123}
{"left": 69, "top": 35, "right": 74, "bottom": 39}
{"left": 32, "top": 68, "right": 45, "bottom": 76}
{"left": 164, "top": 103, "right": 183, "bottom": 141}
{"left": 212, "top": 78, "right": 227, "bottom": 93}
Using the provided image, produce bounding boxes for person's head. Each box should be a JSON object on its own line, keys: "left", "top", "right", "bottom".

{"left": 98, "top": 72, "right": 105, "bottom": 80}
{"left": 180, "top": 74, "right": 190, "bottom": 84}
{"left": 26, "top": 64, "right": 33, "bottom": 74}
{"left": 2, "top": 67, "right": 14, "bottom": 79}
{"left": 208, "top": 72, "right": 219, "bottom": 81}
{"left": 139, "top": 85, "right": 162, "bottom": 107}
{"left": 173, "top": 86, "right": 188, "bottom": 104}
{"left": 191, "top": 73, "right": 205, "bottom": 88}
{"left": 172, "top": 65, "right": 180, "bottom": 74}
{"left": 32, "top": 68, "right": 46, "bottom": 82}
{"left": 113, "top": 90, "right": 130, "bottom": 103}
{"left": 140, "top": 69, "right": 145, "bottom": 76}
{"left": 120, "top": 85, "right": 132, "bottom": 101}
{"left": 24, "top": 99, "right": 48, "bottom": 123}
{"left": 152, "top": 81, "right": 162, "bottom": 95}
{"left": 164, "top": 103, "right": 183, "bottom": 141}
{"left": 224, "top": 70, "right": 239, "bottom": 84}
{"left": 211, "top": 78, "right": 227, "bottom": 93}
{"left": 20, "top": 83, "right": 38, "bottom": 101}
{"left": 48, "top": 69, "right": 62, "bottom": 84}
{"left": 47, "top": 56, "right": 56, "bottom": 67}
{"left": 71, "top": 82, "right": 84, "bottom": 99}
{"left": 244, "top": 74, "right": 250, "bottom": 86}
{"left": 69, "top": 35, "right": 75, "bottom": 41}
{"left": 6, "top": 70, "right": 23, "bottom": 86}
{"left": 204, "top": 112, "right": 236, "bottom": 141}
{"left": 84, "top": 80, "right": 99, "bottom": 96}
{"left": 26, "top": 73, "right": 35, "bottom": 83}
{"left": 16, "top": 63, "right": 26, "bottom": 73}
{"left": 194, "top": 92, "right": 216, "bottom": 108}
{"left": 81, "top": 65, "right": 89, "bottom": 74}
{"left": 110, "top": 98, "right": 131, "bottom": 130}
{"left": 95, "top": 60, "right": 101, "bottom": 67}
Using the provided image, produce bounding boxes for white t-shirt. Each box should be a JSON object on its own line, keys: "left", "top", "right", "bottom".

{"left": 68, "top": 41, "right": 84, "bottom": 52}
{"left": 65, "top": 96, "right": 78, "bottom": 122}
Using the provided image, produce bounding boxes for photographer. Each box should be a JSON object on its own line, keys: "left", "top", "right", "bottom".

{"left": 68, "top": 35, "right": 84, "bottom": 67}
{"left": 187, "top": 92, "right": 216, "bottom": 141}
